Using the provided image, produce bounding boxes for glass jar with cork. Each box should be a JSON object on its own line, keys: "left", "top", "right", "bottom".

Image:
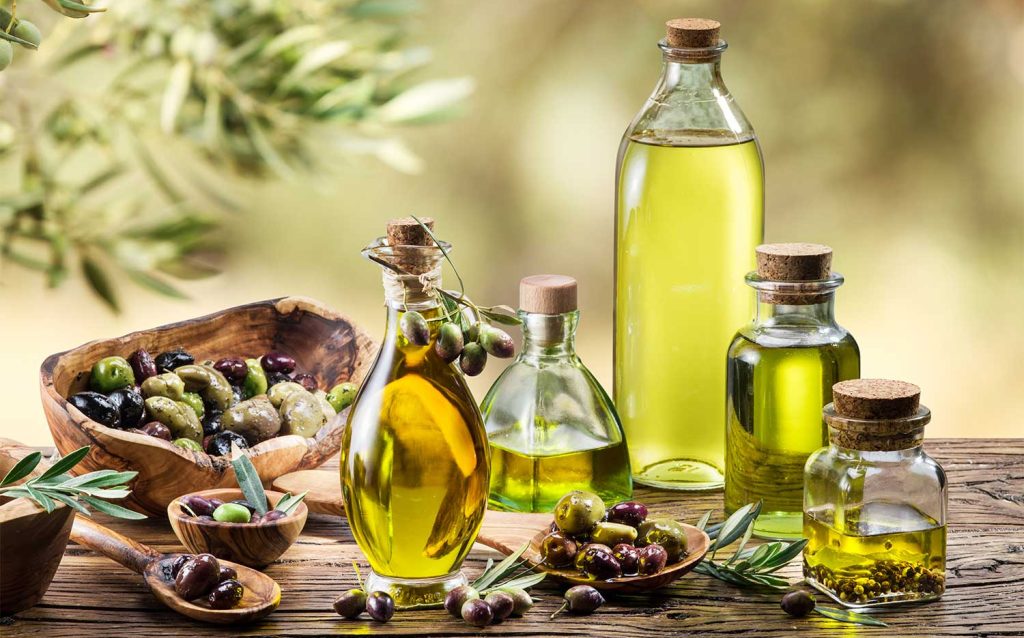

{"left": 725, "top": 243, "right": 860, "bottom": 539}
{"left": 803, "top": 379, "right": 947, "bottom": 607}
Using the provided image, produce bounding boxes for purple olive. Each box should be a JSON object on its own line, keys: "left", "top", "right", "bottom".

{"left": 574, "top": 543, "right": 622, "bottom": 580}
{"left": 459, "top": 342, "right": 487, "bottom": 376}
{"left": 781, "top": 590, "right": 816, "bottom": 617}
{"left": 541, "top": 532, "right": 578, "bottom": 568}
{"left": 260, "top": 352, "right": 295, "bottom": 374}
{"left": 180, "top": 494, "right": 217, "bottom": 517}
{"left": 213, "top": 357, "right": 248, "bottom": 383}
{"left": 461, "top": 598, "right": 493, "bottom": 627}
{"left": 552, "top": 585, "right": 604, "bottom": 618}
{"left": 140, "top": 421, "right": 172, "bottom": 440}
{"left": 218, "top": 565, "right": 237, "bottom": 582}
{"left": 292, "top": 373, "right": 318, "bottom": 392}
{"left": 485, "top": 591, "right": 515, "bottom": 622}
{"left": 444, "top": 584, "right": 479, "bottom": 617}
{"left": 129, "top": 349, "right": 158, "bottom": 382}
{"left": 366, "top": 591, "right": 394, "bottom": 622}
{"left": 607, "top": 501, "right": 648, "bottom": 528}
{"left": 479, "top": 324, "right": 515, "bottom": 358}
{"left": 174, "top": 554, "right": 221, "bottom": 600}
{"left": 207, "top": 579, "right": 244, "bottom": 609}
{"left": 169, "top": 555, "right": 190, "bottom": 578}
{"left": 333, "top": 589, "right": 367, "bottom": 619}
{"left": 612, "top": 543, "right": 640, "bottom": 574}
{"left": 261, "top": 510, "right": 287, "bottom": 523}
{"left": 637, "top": 544, "right": 669, "bottom": 575}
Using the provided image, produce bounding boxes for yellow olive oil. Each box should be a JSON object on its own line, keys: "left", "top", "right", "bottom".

{"left": 615, "top": 132, "right": 764, "bottom": 489}
{"left": 804, "top": 503, "right": 946, "bottom": 606}
{"left": 725, "top": 338, "right": 859, "bottom": 538}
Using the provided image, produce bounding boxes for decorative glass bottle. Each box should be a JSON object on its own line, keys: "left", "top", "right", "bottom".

{"left": 804, "top": 379, "right": 947, "bottom": 607}
{"left": 341, "top": 218, "right": 489, "bottom": 608}
{"left": 615, "top": 17, "right": 764, "bottom": 490}
{"left": 482, "top": 275, "right": 631, "bottom": 512}
{"left": 725, "top": 243, "right": 860, "bottom": 539}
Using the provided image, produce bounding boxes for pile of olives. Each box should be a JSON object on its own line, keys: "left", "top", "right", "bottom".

{"left": 179, "top": 494, "right": 289, "bottom": 525}
{"left": 444, "top": 585, "right": 533, "bottom": 627}
{"left": 66, "top": 347, "right": 359, "bottom": 457}
{"left": 542, "top": 490, "right": 688, "bottom": 580}
{"left": 170, "top": 553, "right": 245, "bottom": 609}
{"left": 400, "top": 310, "right": 514, "bottom": 376}
{"left": 332, "top": 589, "right": 395, "bottom": 623}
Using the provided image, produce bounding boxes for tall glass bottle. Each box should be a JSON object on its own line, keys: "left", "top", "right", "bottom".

{"left": 341, "top": 219, "right": 489, "bottom": 608}
{"left": 725, "top": 243, "right": 860, "bottom": 539}
{"left": 615, "top": 18, "right": 764, "bottom": 489}
{"left": 482, "top": 275, "right": 632, "bottom": 512}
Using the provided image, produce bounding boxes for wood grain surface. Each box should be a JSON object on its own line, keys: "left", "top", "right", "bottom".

{"left": 3, "top": 439, "right": 1022, "bottom": 637}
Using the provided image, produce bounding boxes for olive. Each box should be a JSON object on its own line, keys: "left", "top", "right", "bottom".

{"left": 459, "top": 342, "right": 487, "bottom": 376}
{"left": 541, "top": 531, "right": 578, "bottom": 568}
{"left": 202, "top": 409, "right": 222, "bottom": 436}
{"left": 260, "top": 352, "right": 296, "bottom": 374}
{"left": 207, "top": 431, "right": 248, "bottom": 456}
{"left": 365, "top": 591, "right": 394, "bottom": 622}
{"left": 637, "top": 544, "right": 668, "bottom": 575}
{"left": 129, "top": 349, "right": 158, "bottom": 382}
{"left": 501, "top": 587, "right": 533, "bottom": 616}
{"left": 12, "top": 20, "right": 41, "bottom": 48}
{"left": 207, "top": 579, "right": 244, "bottom": 609}
{"left": 781, "top": 590, "right": 816, "bottom": 617}
{"left": 266, "top": 371, "right": 293, "bottom": 386}
{"left": 175, "top": 365, "right": 234, "bottom": 412}
{"left": 637, "top": 518, "right": 688, "bottom": 562}
{"left": 326, "top": 382, "right": 358, "bottom": 412}
{"left": 400, "top": 311, "right": 430, "bottom": 346}
{"left": 434, "top": 322, "right": 465, "bottom": 362}
{"left": 242, "top": 359, "right": 268, "bottom": 399}
{"left": 267, "top": 382, "right": 305, "bottom": 408}
{"left": 612, "top": 543, "right": 640, "bottom": 574}
{"left": 218, "top": 565, "right": 237, "bottom": 582}
{"left": 145, "top": 396, "right": 203, "bottom": 443}
{"left": 180, "top": 494, "right": 217, "bottom": 517}
{"left": 141, "top": 372, "right": 186, "bottom": 401}
{"left": 213, "top": 503, "right": 251, "bottom": 523}
{"left": 213, "top": 357, "right": 248, "bottom": 384}
{"left": 221, "top": 396, "right": 282, "bottom": 444}
{"left": 279, "top": 389, "right": 328, "bottom": 438}
{"left": 139, "top": 421, "right": 172, "bottom": 440}
{"left": 574, "top": 543, "right": 622, "bottom": 580}
{"left": 444, "top": 584, "right": 479, "bottom": 617}
{"left": 314, "top": 390, "right": 338, "bottom": 421}
{"left": 552, "top": 585, "right": 604, "bottom": 618}
{"left": 88, "top": 356, "right": 135, "bottom": 393}
{"left": 174, "top": 438, "right": 203, "bottom": 452}
{"left": 180, "top": 391, "right": 205, "bottom": 420}
{"left": 461, "top": 598, "right": 493, "bottom": 627}
{"left": 155, "top": 349, "right": 195, "bottom": 373}
{"left": 107, "top": 388, "right": 145, "bottom": 429}
{"left": 169, "top": 555, "right": 190, "bottom": 578}
{"left": 293, "top": 373, "right": 318, "bottom": 392}
{"left": 479, "top": 325, "right": 515, "bottom": 359}
{"left": 333, "top": 588, "right": 367, "bottom": 619}
{"left": 607, "top": 501, "right": 648, "bottom": 528}
{"left": 261, "top": 510, "right": 287, "bottom": 523}
{"left": 554, "top": 490, "right": 606, "bottom": 535}
{"left": 174, "top": 554, "right": 221, "bottom": 600}
{"left": 591, "top": 521, "right": 638, "bottom": 547}
{"left": 68, "top": 392, "right": 120, "bottom": 428}
{"left": 0, "top": 41, "right": 12, "bottom": 72}
{"left": 485, "top": 591, "right": 515, "bottom": 622}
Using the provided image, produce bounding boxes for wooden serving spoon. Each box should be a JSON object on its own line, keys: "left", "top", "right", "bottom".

{"left": 70, "top": 516, "right": 281, "bottom": 624}
{"left": 272, "top": 470, "right": 710, "bottom": 593}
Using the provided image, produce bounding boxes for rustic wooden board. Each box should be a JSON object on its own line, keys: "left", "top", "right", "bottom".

{"left": 3, "top": 439, "right": 1022, "bottom": 637}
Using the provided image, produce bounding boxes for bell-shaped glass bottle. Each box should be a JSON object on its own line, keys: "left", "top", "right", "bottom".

{"left": 341, "top": 233, "right": 489, "bottom": 608}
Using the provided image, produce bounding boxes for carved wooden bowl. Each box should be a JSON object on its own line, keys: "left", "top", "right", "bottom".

{"left": 40, "top": 297, "right": 377, "bottom": 517}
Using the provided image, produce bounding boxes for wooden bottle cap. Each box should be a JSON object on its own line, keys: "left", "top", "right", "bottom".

{"left": 665, "top": 18, "right": 721, "bottom": 48}
{"left": 833, "top": 379, "right": 921, "bottom": 420}
{"left": 756, "top": 243, "right": 833, "bottom": 281}
{"left": 520, "top": 275, "right": 578, "bottom": 314}
{"left": 386, "top": 217, "right": 435, "bottom": 247}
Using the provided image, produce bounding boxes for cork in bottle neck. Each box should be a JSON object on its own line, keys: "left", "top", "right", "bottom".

{"left": 750, "top": 243, "right": 838, "bottom": 305}
{"left": 825, "top": 379, "right": 931, "bottom": 452}
{"left": 662, "top": 17, "right": 726, "bottom": 63}
{"left": 363, "top": 216, "right": 448, "bottom": 308}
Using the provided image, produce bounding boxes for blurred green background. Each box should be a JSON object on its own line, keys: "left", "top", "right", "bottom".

{"left": 2, "top": 0, "right": 1022, "bottom": 444}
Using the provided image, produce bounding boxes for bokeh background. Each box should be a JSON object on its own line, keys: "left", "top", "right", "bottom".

{"left": 2, "top": 0, "right": 1022, "bottom": 445}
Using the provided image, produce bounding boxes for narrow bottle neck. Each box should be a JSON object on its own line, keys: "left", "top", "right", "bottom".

{"left": 828, "top": 439, "right": 925, "bottom": 461}
{"left": 382, "top": 267, "right": 442, "bottom": 311}
{"left": 520, "top": 311, "right": 579, "bottom": 362}
{"left": 660, "top": 57, "right": 726, "bottom": 94}
{"left": 753, "top": 293, "right": 837, "bottom": 328}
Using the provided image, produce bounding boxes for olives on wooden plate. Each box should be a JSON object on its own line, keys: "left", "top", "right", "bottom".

{"left": 207, "top": 579, "right": 244, "bottom": 609}
{"left": 554, "top": 490, "right": 606, "bottom": 535}
{"left": 170, "top": 553, "right": 246, "bottom": 609}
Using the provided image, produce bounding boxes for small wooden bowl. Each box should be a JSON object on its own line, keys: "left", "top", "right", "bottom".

{"left": 0, "top": 441, "right": 76, "bottom": 615}
{"left": 40, "top": 296, "right": 377, "bottom": 516}
{"left": 168, "top": 489, "right": 308, "bottom": 568}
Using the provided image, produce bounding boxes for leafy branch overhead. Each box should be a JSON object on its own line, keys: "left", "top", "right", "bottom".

{"left": 0, "top": 0, "right": 473, "bottom": 310}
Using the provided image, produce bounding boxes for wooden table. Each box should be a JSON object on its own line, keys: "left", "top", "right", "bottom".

{"left": 4, "top": 439, "right": 1023, "bottom": 637}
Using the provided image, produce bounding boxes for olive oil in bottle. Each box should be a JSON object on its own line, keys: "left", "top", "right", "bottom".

{"left": 341, "top": 219, "right": 489, "bottom": 608}
{"left": 725, "top": 244, "right": 860, "bottom": 539}
{"left": 615, "top": 18, "right": 764, "bottom": 490}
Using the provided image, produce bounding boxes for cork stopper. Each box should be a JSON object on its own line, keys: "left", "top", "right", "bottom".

{"left": 833, "top": 379, "right": 921, "bottom": 420}
{"left": 756, "top": 243, "right": 832, "bottom": 281}
{"left": 386, "top": 217, "right": 435, "bottom": 247}
{"left": 666, "top": 18, "right": 721, "bottom": 48}
{"left": 520, "top": 275, "right": 578, "bottom": 315}
{"left": 383, "top": 217, "right": 438, "bottom": 275}
{"left": 825, "top": 379, "right": 929, "bottom": 452}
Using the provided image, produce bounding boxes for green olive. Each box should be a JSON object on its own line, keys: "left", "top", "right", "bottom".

{"left": 591, "top": 521, "right": 639, "bottom": 547}
{"left": 145, "top": 396, "right": 203, "bottom": 443}
{"left": 326, "top": 382, "right": 358, "bottom": 412}
{"left": 13, "top": 20, "right": 42, "bottom": 48}
{"left": 221, "top": 395, "right": 281, "bottom": 445}
{"left": 314, "top": 390, "right": 337, "bottom": 420}
{"left": 553, "top": 490, "right": 606, "bottom": 535}
{"left": 637, "top": 518, "right": 688, "bottom": 562}
{"left": 173, "top": 438, "right": 203, "bottom": 452}
{"left": 0, "top": 41, "right": 13, "bottom": 71}
{"left": 141, "top": 372, "right": 186, "bottom": 401}
{"left": 175, "top": 364, "right": 233, "bottom": 411}
{"left": 180, "top": 392, "right": 205, "bottom": 420}
{"left": 212, "top": 503, "right": 251, "bottom": 523}
{"left": 89, "top": 356, "right": 135, "bottom": 393}
{"left": 267, "top": 381, "right": 305, "bottom": 408}
{"left": 279, "top": 390, "right": 327, "bottom": 438}
{"left": 242, "top": 358, "right": 268, "bottom": 399}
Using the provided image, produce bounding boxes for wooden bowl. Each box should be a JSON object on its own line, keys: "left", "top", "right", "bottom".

{"left": 40, "top": 296, "right": 377, "bottom": 516}
{"left": 0, "top": 440, "right": 75, "bottom": 615}
{"left": 168, "top": 489, "right": 307, "bottom": 568}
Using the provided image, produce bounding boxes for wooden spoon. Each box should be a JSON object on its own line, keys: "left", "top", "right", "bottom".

{"left": 272, "top": 469, "right": 710, "bottom": 593}
{"left": 70, "top": 516, "right": 281, "bottom": 624}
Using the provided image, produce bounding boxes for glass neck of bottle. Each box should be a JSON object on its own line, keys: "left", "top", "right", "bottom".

{"left": 520, "top": 310, "right": 579, "bottom": 362}
{"left": 381, "top": 267, "right": 442, "bottom": 312}
{"left": 829, "top": 438, "right": 924, "bottom": 462}
{"left": 754, "top": 293, "right": 837, "bottom": 328}
{"left": 660, "top": 56, "right": 725, "bottom": 94}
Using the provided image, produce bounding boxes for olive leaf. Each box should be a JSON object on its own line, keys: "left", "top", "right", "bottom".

{"left": 229, "top": 448, "right": 268, "bottom": 516}
{"left": 814, "top": 606, "right": 888, "bottom": 627}
{"left": 0, "top": 451, "right": 42, "bottom": 486}
{"left": 471, "top": 542, "right": 546, "bottom": 595}
{"left": 274, "top": 490, "right": 308, "bottom": 515}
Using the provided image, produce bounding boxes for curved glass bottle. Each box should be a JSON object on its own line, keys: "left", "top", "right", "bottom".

{"left": 341, "top": 238, "right": 489, "bottom": 608}
{"left": 615, "top": 29, "right": 764, "bottom": 490}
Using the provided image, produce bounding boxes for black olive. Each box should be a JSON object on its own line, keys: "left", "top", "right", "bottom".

{"left": 207, "top": 431, "right": 248, "bottom": 456}
{"left": 293, "top": 373, "right": 318, "bottom": 392}
{"left": 781, "top": 590, "right": 816, "bottom": 617}
{"left": 202, "top": 409, "right": 223, "bottom": 436}
{"left": 174, "top": 554, "right": 221, "bottom": 600}
{"left": 213, "top": 357, "right": 248, "bottom": 384}
{"left": 108, "top": 388, "right": 145, "bottom": 429}
{"left": 68, "top": 392, "right": 120, "bottom": 428}
{"left": 169, "top": 555, "right": 190, "bottom": 578}
{"left": 260, "top": 352, "right": 296, "bottom": 374}
{"left": 265, "top": 371, "right": 292, "bottom": 387}
{"left": 229, "top": 499, "right": 256, "bottom": 514}
{"left": 218, "top": 565, "right": 237, "bottom": 582}
{"left": 333, "top": 589, "right": 367, "bottom": 619}
{"left": 207, "top": 579, "right": 244, "bottom": 609}
{"left": 155, "top": 349, "right": 195, "bottom": 373}
{"left": 129, "top": 349, "right": 158, "bottom": 382}
{"left": 365, "top": 591, "right": 394, "bottom": 622}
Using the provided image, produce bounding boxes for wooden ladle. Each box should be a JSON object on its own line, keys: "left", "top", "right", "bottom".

{"left": 70, "top": 516, "right": 281, "bottom": 624}
{"left": 272, "top": 470, "right": 710, "bottom": 593}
